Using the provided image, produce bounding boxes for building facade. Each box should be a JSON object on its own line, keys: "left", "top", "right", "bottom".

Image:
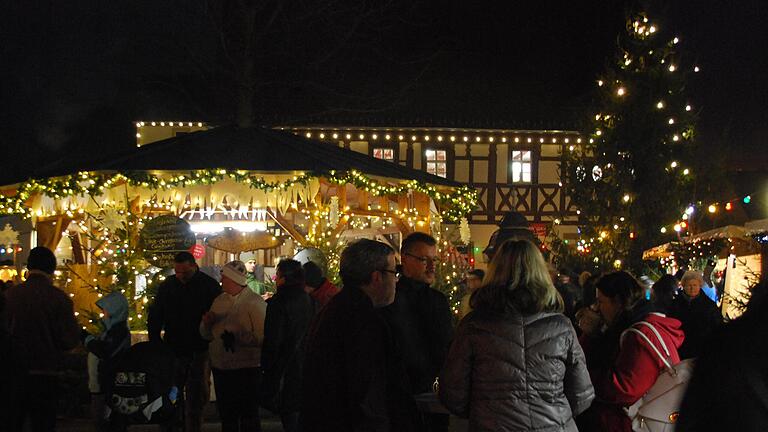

{"left": 136, "top": 122, "right": 582, "bottom": 265}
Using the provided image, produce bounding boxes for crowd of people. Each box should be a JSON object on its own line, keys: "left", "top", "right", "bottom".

{"left": 1, "top": 237, "right": 767, "bottom": 432}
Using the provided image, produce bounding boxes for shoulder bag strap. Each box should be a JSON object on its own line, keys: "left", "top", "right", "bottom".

{"left": 621, "top": 325, "right": 673, "bottom": 372}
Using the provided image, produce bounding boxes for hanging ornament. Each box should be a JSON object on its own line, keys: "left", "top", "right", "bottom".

{"left": 459, "top": 217, "right": 471, "bottom": 245}
{"left": 328, "top": 196, "right": 340, "bottom": 226}
{"left": 0, "top": 224, "right": 19, "bottom": 246}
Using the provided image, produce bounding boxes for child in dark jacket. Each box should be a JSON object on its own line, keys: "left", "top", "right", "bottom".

{"left": 82, "top": 291, "right": 131, "bottom": 431}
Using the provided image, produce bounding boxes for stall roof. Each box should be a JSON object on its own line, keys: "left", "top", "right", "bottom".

{"left": 3, "top": 126, "right": 460, "bottom": 188}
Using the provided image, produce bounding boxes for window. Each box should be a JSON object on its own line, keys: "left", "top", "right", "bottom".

{"left": 425, "top": 149, "right": 447, "bottom": 178}
{"left": 511, "top": 150, "right": 532, "bottom": 183}
{"left": 373, "top": 147, "right": 395, "bottom": 162}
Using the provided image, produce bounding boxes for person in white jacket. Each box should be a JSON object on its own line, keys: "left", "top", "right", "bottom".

{"left": 201, "top": 260, "right": 267, "bottom": 432}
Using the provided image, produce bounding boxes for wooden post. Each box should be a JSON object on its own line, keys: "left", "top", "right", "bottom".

{"left": 266, "top": 207, "right": 307, "bottom": 246}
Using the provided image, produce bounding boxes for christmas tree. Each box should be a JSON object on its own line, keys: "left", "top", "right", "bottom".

{"left": 561, "top": 9, "right": 700, "bottom": 271}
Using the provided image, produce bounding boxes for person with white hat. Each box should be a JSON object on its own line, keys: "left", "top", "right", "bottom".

{"left": 201, "top": 260, "right": 267, "bottom": 432}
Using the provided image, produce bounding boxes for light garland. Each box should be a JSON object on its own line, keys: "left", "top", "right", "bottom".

{"left": 0, "top": 169, "right": 477, "bottom": 223}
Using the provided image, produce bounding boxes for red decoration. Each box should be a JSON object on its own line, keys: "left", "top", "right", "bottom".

{"left": 189, "top": 244, "right": 206, "bottom": 259}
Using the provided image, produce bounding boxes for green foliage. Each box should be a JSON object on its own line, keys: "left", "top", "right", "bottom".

{"left": 561, "top": 10, "right": 700, "bottom": 271}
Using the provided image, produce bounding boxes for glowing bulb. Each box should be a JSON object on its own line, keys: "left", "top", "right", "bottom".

{"left": 617, "top": 87, "right": 626, "bottom": 96}
{"left": 598, "top": 80, "right": 604, "bottom": 86}
{"left": 660, "top": 227, "right": 667, "bottom": 233}
{"left": 673, "top": 37, "right": 679, "bottom": 44}
{"left": 668, "top": 65, "right": 676, "bottom": 72}
{"left": 670, "top": 161, "right": 678, "bottom": 168}
{"left": 685, "top": 105, "right": 691, "bottom": 111}
{"left": 656, "top": 101, "right": 665, "bottom": 109}
{"left": 623, "top": 194, "right": 630, "bottom": 202}
{"left": 683, "top": 168, "right": 690, "bottom": 175}
{"left": 694, "top": 66, "right": 700, "bottom": 72}
{"left": 674, "top": 224, "right": 682, "bottom": 232}
{"left": 668, "top": 118, "right": 675, "bottom": 125}
{"left": 685, "top": 206, "right": 695, "bottom": 215}
{"left": 708, "top": 204, "right": 717, "bottom": 213}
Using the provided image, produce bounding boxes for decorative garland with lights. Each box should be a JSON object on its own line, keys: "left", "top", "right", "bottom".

{"left": 0, "top": 169, "right": 477, "bottom": 222}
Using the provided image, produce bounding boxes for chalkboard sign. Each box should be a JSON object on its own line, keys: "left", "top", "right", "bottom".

{"left": 139, "top": 215, "right": 196, "bottom": 267}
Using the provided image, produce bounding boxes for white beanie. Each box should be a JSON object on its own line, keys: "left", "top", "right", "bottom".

{"left": 221, "top": 260, "right": 248, "bottom": 286}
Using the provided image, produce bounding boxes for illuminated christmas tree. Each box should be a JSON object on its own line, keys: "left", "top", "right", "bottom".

{"left": 561, "top": 10, "right": 700, "bottom": 271}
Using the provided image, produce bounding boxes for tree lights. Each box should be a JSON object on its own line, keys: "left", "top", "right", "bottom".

{"left": 559, "top": 10, "right": 700, "bottom": 270}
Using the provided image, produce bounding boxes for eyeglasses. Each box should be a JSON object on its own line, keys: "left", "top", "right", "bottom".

{"left": 403, "top": 253, "right": 437, "bottom": 265}
{"left": 378, "top": 268, "right": 400, "bottom": 279}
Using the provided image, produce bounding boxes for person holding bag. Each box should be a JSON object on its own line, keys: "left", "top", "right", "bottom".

{"left": 577, "top": 271, "right": 684, "bottom": 432}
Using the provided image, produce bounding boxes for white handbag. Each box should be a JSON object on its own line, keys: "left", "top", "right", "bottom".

{"left": 621, "top": 321, "right": 694, "bottom": 432}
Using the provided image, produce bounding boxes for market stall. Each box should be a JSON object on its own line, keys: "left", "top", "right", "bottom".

{"left": 0, "top": 126, "right": 477, "bottom": 325}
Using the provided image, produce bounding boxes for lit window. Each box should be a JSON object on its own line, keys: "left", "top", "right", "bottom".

{"left": 425, "top": 149, "right": 447, "bottom": 178}
{"left": 373, "top": 147, "right": 395, "bottom": 162}
{"left": 511, "top": 150, "right": 532, "bottom": 183}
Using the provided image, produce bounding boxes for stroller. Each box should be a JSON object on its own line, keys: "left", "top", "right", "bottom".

{"left": 105, "top": 341, "right": 181, "bottom": 429}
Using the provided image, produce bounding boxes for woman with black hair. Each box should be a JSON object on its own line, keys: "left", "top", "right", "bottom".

{"left": 576, "top": 271, "right": 684, "bottom": 432}
{"left": 651, "top": 274, "right": 679, "bottom": 314}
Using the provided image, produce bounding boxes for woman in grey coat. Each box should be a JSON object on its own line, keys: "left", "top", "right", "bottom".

{"left": 440, "top": 240, "right": 594, "bottom": 431}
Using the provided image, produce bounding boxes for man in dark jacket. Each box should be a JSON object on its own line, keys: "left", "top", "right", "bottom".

{"left": 147, "top": 251, "right": 220, "bottom": 432}
{"left": 301, "top": 239, "right": 418, "bottom": 432}
{"left": 669, "top": 270, "right": 721, "bottom": 359}
{"left": 677, "top": 281, "right": 768, "bottom": 431}
{"left": 382, "top": 232, "right": 453, "bottom": 432}
{"left": 2, "top": 246, "right": 80, "bottom": 432}
{"left": 260, "top": 259, "right": 314, "bottom": 432}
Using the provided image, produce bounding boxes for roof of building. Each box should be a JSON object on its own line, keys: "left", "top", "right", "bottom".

{"left": 2, "top": 126, "right": 461, "bottom": 187}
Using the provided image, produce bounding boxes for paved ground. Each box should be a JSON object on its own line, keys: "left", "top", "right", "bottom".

{"left": 55, "top": 404, "right": 469, "bottom": 431}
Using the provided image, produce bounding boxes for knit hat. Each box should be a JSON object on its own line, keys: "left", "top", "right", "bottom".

{"left": 221, "top": 260, "right": 248, "bottom": 286}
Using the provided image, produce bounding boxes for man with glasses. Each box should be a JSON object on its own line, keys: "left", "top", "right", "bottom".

{"left": 383, "top": 232, "right": 453, "bottom": 432}
{"left": 301, "top": 239, "right": 417, "bottom": 431}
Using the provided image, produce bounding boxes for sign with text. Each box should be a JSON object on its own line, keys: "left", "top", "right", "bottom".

{"left": 140, "top": 215, "right": 196, "bottom": 267}
{"left": 530, "top": 223, "right": 549, "bottom": 241}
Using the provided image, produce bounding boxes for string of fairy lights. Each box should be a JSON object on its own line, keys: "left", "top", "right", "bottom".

{"left": 0, "top": 169, "right": 477, "bottom": 223}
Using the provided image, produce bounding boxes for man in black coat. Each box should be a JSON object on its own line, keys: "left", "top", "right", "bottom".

{"left": 669, "top": 270, "right": 721, "bottom": 359}
{"left": 677, "top": 281, "right": 768, "bottom": 431}
{"left": 260, "top": 259, "right": 314, "bottom": 432}
{"left": 2, "top": 247, "right": 80, "bottom": 431}
{"left": 301, "top": 239, "right": 418, "bottom": 432}
{"left": 382, "top": 232, "right": 453, "bottom": 432}
{"left": 147, "top": 252, "right": 221, "bottom": 432}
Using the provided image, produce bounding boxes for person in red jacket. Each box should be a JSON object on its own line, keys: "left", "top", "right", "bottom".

{"left": 303, "top": 261, "right": 340, "bottom": 309}
{"left": 576, "top": 271, "right": 684, "bottom": 432}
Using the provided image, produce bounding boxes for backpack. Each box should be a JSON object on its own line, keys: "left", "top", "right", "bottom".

{"left": 621, "top": 321, "right": 694, "bottom": 432}
{"left": 105, "top": 341, "right": 179, "bottom": 425}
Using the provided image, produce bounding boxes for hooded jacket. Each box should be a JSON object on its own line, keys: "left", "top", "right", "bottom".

{"left": 440, "top": 307, "right": 595, "bottom": 432}
{"left": 579, "top": 310, "right": 684, "bottom": 432}
{"left": 84, "top": 291, "right": 131, "bottom": 390}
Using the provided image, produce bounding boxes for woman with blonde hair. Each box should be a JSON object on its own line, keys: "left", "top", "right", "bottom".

{"left": 440, "top": 240, "right": 594, "bottom": 431}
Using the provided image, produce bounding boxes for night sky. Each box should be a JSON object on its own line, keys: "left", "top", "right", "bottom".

{"left": 1, "top": 0, "right": 765, "bottom": 182}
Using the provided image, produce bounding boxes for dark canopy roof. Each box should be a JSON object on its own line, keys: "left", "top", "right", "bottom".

{"left": 5, "top": 126, "right": 460, "bottom": 187}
